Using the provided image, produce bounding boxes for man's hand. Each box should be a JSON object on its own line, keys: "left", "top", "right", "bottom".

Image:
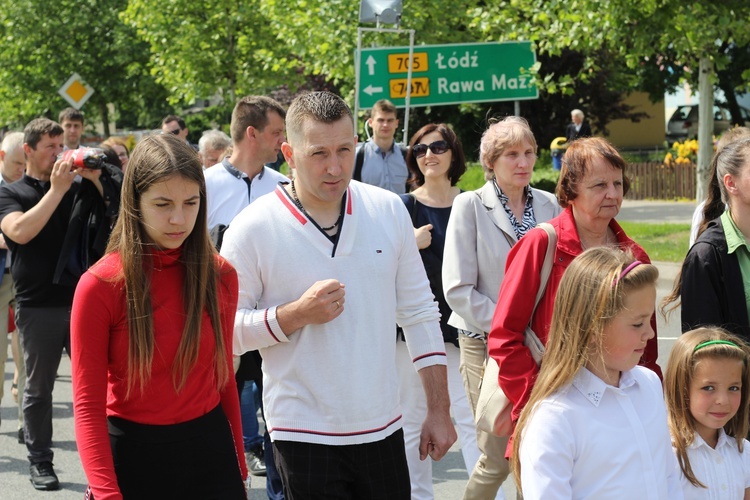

{"left": 419, "top": 407, "right": 457, "bottom": 461}
{"left": 77, "top": 166, "right": 102, "bottom": 183}
{"left": 414, "top": 224, "right": 433, "bottom": 250}
{"left": 48, "top": 159, "right": 77, "bottom": 194}
{"left": 416, "top": 364, "right": 456, "bottom": 461}
{"left": 276, "top": 279, "right": 345, "bottom": 334}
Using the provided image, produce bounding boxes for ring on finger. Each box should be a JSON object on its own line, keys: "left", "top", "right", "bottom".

{"left": 334, "top": 300, "right": 340, "bottom": 310}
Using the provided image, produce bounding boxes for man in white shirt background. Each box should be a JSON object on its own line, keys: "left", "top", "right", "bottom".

{"left": 204, "top": 94, "right": 288, "bottom": 498}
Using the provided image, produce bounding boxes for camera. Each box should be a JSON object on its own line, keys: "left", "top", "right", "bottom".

{"left": 58, "top": 147, "right": 107, "bottom": 170}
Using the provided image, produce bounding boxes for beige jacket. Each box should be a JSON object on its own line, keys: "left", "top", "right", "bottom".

{"left": 442, "top": 181, "right": 561, "bottom": 336}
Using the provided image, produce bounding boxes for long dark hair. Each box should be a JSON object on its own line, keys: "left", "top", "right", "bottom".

{"left": 105, "top": 134, "right": 229, "bottom": 397}
{"left": 697, "top": 128, "right": 750, "bottom": 239}
{"left": 662, "top": 137, "right": 750, "bottom": 316}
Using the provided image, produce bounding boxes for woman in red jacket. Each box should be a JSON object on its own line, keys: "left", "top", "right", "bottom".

{"left": 488, "top": 137, "right": 662, "bottom": 455}
{"left": 71, "top": 134, "right": 247, "bottom": 499}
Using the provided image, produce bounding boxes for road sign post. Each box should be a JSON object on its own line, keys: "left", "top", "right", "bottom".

{"left": 356, "top": 41, "right": 538, "bottom": 109}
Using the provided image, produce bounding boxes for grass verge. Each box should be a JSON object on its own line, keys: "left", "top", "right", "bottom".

{"left": 618, "top": 222, "right": 690, "bottom": 263}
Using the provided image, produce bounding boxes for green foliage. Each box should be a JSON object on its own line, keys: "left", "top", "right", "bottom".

{"left": 0, "top": 0, "right": 168, "bottom": 132}
{"left": 457, "top": 162, "right": 485, "bottom": 191}
{"left": 3, "top": 0, "right": 749, "bottom": 145}
{"left": 618, "top": 222, "right": 690, "bottom": 263}
{"left": 530, "top": 162, "right": 560, "bottom": 194}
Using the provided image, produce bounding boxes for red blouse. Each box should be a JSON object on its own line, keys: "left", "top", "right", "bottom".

{"left": 489, "top": 207, "right": 662, "bottom": 423}
{"left": 71, "top": 248, "right": 246, "bottom": 500}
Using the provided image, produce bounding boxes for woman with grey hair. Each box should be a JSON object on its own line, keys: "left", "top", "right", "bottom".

{"left": 198, "top": 129, "right": 231, "bottom": 168}
{"left": 664, "top": 137, "right": 750, "bottom": 339}
{"left": 565, "top": 108, "right": 592, "bottom": 142}
{"left": 442, "top": 116, "right": 560, "bottom": 499}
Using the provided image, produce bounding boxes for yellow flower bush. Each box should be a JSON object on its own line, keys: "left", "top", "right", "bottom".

{"left": 663, "top": 138, "right": 715, "bottom": 167}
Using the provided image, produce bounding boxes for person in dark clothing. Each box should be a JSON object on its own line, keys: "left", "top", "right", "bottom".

{"left": 0, "top": 118, "right": 120, "bottom": 491}
{"left": 663, "top": 137, "right": 750, "bottom": 340}
{"left": 565, "top": 109, "right": 592, "bottom": 142}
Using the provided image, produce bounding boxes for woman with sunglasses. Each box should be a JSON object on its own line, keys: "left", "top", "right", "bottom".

{"left": 395, "top": 123, "right": 476, "bottom": 499}
{"left": 442, "top": 116, "right": 560, "bottom": 499}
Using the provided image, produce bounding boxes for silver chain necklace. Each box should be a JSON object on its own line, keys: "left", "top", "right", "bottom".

{"left": 290, "top": 180, "right": 342, "bottom": 232}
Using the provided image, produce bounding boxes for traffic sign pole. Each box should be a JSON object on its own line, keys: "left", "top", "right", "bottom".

{"left": 355, "top": 27, "right": 416, "bottom": 145}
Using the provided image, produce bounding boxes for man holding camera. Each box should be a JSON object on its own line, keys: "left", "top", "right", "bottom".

{"left": 0, "top": 118, "right": 118, "bottom": 491}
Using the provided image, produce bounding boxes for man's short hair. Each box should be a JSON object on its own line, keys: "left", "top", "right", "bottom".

{"left": 198, "top": 129, "right": 231, "bottom": 153}
{"left": 59, "top": 107, "right": 84, "bottom": 124}
{"left": 162, "top": 114, "right": 187, "bottom": 129}
{"left": 571, "top": 109, "right": 585, "bottom": 119}
{"left": 24, "top": 118, "right": 63, "bottom": 150}
{"left": 230, "top": 96, "right": 287, "bottom": 144}
{"left": 286, "top": 92, "right": 352, "bottom": 145}
{"left": 1, "top": 131, "right": 24, "bottom": 154}
{"left": 371, "top": 99, "right": 397, "bottom": 117}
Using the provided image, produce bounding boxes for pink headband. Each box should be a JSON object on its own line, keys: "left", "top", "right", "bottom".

{"left": 614, "top": 261, "right": 642, "bottom": 285}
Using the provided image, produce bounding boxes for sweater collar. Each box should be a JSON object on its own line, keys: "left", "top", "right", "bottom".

{"left": 146, "top": 246, "right": 182, "bottom": 269}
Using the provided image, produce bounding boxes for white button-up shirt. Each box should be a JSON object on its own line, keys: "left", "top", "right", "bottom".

{"left": 677, "top": 429, "right": 750, "bottom": 500}
{"left": 520, "top": 366, "right": 683, "bottom": 499}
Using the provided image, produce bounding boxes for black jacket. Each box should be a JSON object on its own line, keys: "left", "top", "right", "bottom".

{"left": 680, "top": 217, "right": 750, "bottom": 340}
{"left": 53, "top": 164, "right": 122, "bottom": 286}
{"left": 565, "top": 121, "right": 592, "bottom": 142}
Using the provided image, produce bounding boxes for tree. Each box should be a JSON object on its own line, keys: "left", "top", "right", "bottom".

{"left": 122, "top": 0, "right": 300, "bottom": 108}
{"left": 0, "top": 0, "right": 168, "bottom": 134}
{"left": 470, "top": 0, "right": 750, "bottom": 199}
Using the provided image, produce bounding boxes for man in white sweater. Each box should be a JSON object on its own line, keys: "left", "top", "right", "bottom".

{"left": 221, "top": 91, "right": 456, "bottom": 498}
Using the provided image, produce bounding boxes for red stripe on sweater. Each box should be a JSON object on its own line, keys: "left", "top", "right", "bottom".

{"left": 413, "top": 351, "right": 446, "bottom": 363}
{"left": 264, "top": 309, "right": 280, "bottom": 343}
{"left": 275, "top": 188, "right": 307, "bottom": 225}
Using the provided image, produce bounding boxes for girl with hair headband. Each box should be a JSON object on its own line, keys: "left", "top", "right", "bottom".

{"left": 511, "top": 247, "right": 681, "bottom": 499}
{"left": 71, "top": 134, "right": 247, "bottom": 499}
{"left": 665, "top": 328, "right": 750, "bottom": 499}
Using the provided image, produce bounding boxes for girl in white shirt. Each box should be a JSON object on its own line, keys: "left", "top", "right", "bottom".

{"left": 510, "top": 247, "right": 682, "bottom": 499}
{"left": 665, "top": 328, "right": 750, "bottom": 500}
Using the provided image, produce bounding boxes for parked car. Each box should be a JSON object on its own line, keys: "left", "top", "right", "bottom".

{"left": 666, "top": 104, "right": 750, "bottom": 140}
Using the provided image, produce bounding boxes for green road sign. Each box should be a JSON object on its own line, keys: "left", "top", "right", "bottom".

{"left": 357, "top": 41, "right": 538, "bottom": 109}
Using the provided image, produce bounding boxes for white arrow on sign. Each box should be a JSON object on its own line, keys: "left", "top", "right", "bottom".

{"left": 366, "top": 55, "right": 377, "bottom": 76}
{"left": 363, "top": 85, "right": 383, "bottom": 96}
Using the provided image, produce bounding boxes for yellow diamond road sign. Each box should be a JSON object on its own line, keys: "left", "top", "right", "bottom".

{"left": 58, "top": 73, "right": 94, "bottom": 110}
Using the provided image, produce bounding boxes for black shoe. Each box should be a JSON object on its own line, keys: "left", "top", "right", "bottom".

{"left": 247, "top": 446, "right": 267, "bottom": 477}
{"left": 18, "top": 428, "right": 25, "bottom": 444}
{"left": 30, "top": 461, "right": 59, "bottom": 491}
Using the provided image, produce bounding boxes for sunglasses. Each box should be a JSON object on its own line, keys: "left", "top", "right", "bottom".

{"left": 163, "top": 128, "right": 181, "bottom": 135}
{"left": 412, "top": 140, "right": 449, "bottom": 159}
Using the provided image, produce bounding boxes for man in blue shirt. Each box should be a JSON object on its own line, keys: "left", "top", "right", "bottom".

{"left": 354, "top": 99, "right": 408, "bottom": 194}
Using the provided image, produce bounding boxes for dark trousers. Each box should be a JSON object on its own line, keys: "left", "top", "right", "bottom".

{"left": 16, "top": 305, "right": 71, "bottom": 464}
{"left": 273, "top": 429, "right": 410, "bottom": 500}
{"left": 108, "top": 405, "right": 245, "bottom": 499}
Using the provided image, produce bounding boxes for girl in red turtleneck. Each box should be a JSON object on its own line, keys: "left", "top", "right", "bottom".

{"left": 71, "top": 134, "right": 247, "bottom": 499}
